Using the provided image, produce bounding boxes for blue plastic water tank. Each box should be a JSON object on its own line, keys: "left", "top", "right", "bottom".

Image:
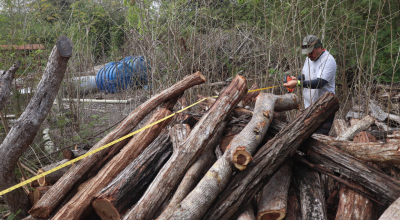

{"left": 95, "top": 56, "right": 150, "bottom": 93}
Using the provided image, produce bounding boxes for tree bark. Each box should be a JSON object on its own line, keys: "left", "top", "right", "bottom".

{"left": 237, "top": 205, "right": 256, "bottom": 220}
{"left": 300, "top": 138, "right": 400, "bottom": 202}
{"left": 257, "top": 162, "right": 291, "bottom": 220}
{"left": 0, "top": 60, "right": 21, "bottom": 111}
{"left": 313, "top": 134, "right": 400, "bottom": 165}
{"left": 158, "top": 126, "right": 218, "bottom": 219}
{"left": 294, "top": 163, "right": 327, "bottom": 220}
{"left": 379, "top": 197, "right": 400, "bottom": 220}
{"left": 29, "top": 186, "right": 51, "bottom": 206}
{"left": 164, "top": 93, "right": 299, "bottom": 220}
{"left": 29, "top": 71, "right": 205, "bottom": 218}
{"left": 0, "top": 36, "right": 72, "bottom": 217}
{"left": 63, "top": 148, "right": 87, "bottom": 160}
{"left": 336, "top": 115, "right": 375, "bottom": 141}
{"left": 52, "top": 102, "right": 176, "bottom": 220}
{"left": 92, "top": 129, "right": 173, "bottom": 220}
{"left": 202, "top": 93, "right": 339, "bottom": 220}
{"left": 122, "top": 75, "right": 248, "bottom": 220}
{"left": 37, "top": 159, "right": 70, "bottom": 186}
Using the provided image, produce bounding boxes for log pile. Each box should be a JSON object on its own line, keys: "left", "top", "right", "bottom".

{"left": 16, "top": 73, "right": 400, "bottom": 220}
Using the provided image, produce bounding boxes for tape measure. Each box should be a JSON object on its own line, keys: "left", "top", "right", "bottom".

{"left": 0, "top": 85, "right": 281, "bottom": 196}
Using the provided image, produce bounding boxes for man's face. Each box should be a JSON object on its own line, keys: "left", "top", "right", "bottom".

{"left": 307, "top": 47, "right": 323, "bottom": 61}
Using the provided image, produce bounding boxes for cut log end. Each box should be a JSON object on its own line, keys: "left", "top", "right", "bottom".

{"left": 56, "top": 36, "right": 73, "bottom": 57}
{"left": 92, "top": 199, "right": 120, "bottom": 220}
{"left": 233, "top": 147, "right": 252, "bottom": 171}
{"left": 63, "top": 150, "right": 73, "bottom": 160}
{"left": 37, "top": 169, "right": 46, "bottom": 186}
{"left": 257, "top": 211, "right": 285, "bottom": 220}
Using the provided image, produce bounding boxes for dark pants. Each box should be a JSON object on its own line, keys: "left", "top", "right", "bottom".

{"left": 315, "top": 115, "right": 335, "bottom": 136}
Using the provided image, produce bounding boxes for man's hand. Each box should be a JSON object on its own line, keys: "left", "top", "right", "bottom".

{"left": 283, "top": 79, "right": 297, "bottom": 89}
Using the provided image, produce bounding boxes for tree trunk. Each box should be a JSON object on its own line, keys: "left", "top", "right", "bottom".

{"left": 52, "top": 102, "right": 176, "bottom": 220}
{"left": 29, "top": 186, "right": 51, "bottom": 206}
{"left": 336, "top": 115, "right": 375, "bottom": 141}
{"left": 257, "top": 162, "right": 291, "bottom": 220}
{"left": 29, "top": 71, "right": 205, "bottom": 218}
{"left": 0, "top": 36, "right": 72, "bottom": 217}
{"left": 237, "top": 205, "right": 256, "bottom": 220}
{"left": 122, "top": 75, "right": 248, "bottom": 220}
{"left": 63, "top": 149, "right": 87, "bottom": 160}
{"left": 158, "top": 126, "right": 218, "bottom": 219}
{"left": 294, "top": 163, "right": 327, "bottom": 220}
{"left": 37, "top": 159, "right": 70, "bottom": 186}
{"left": 202, "top": 93, "right": 339, "bottom": 220}
{"left": 164, "top": 93, "right": 300, "bottom": 220}
{"left": 313, "top": 134, "right": 400, "bottom": 165}
{"left": 0, "top": 60, "right": 21, "bottom": 111}
{"left": 300, "top": 138, "right": 400, "bottom": 202}
{"left": 92, "top": 129, "right": 173, "bottom": 220}
{"left": 379, "top": 197, "right": 400, "bottom": 220}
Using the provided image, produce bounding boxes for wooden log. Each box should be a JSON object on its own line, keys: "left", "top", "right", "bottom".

{"left": 285, "top": 178, "right": 302, "bottom": 220}
{"left": 379, "top": 197, "right": 400, "bottom": 220}
{"left": 92, "top": 129, "right": 173, "bottom": 220}
{"left": 29, "top": 186, "right": 51, "bottom": 206}
{"left": 333, "top": 119, "right": 348, "bottom": 136}
{"left": 242, "top": 83, "right": 260, "bottom": 106}
{"left": 237, "top": 205, "right": 256, "bottom": 220}
{"left": 0, "top": 36, "right": 72, "bottom": 217}
{"left": 0, "top": 60, "right": 21, "bottom": 111}
{"left": 202, "top": 93, "right": 339, "bottom": 220}
{"left": 300, "top": 138, "right": 400, "bottom": 202}
{"left": 294, "top": 163, "right": 327, "bottom": 220}
{"left": 163, "top": 93, "right": 300, "bottom": 220}
{"left": 335, "top": 130, "right": 374, "bottom": 220}
{"left": 37, "top": 159, "right": 70, "bottom": 186}
{"left": 350, "top": 118, "right": 360, "bottom": 126}
{"left": 257, "top": 163, "right": 291, "bottom": 220}
{"left": 63, "top": 148, "right": 87, "bottom": 160}
{"left": 158, "top": 124, "right": 219, "bottom": 219}
{"left": 336, "top": 115, "right": 375, "bottom": 141}
{"left": 29, "top": 72, "right": 206, "bottom": 218}
{"left": 121, "top": 75, "right": 248, "bottom": 220}
{"left": 313, "top": 134, "right": 400, "bottom": 165}
{"left": 52, "top": 102, "right": 176, "bottom": 220}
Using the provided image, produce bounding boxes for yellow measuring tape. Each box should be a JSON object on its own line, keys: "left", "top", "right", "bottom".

{"left": 0, "top": 85, "right": 281, "bottom": 196}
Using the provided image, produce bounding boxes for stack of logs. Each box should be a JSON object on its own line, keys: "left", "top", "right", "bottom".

{"left": 22, "top": 72, "right": 400, "bottom": 220}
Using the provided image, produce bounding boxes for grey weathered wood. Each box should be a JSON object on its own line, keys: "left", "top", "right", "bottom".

{"left": 336, "top": 115, "right": 375, "bottom": 141}
{"left": 294, "top": 163, "right": 327, "bottom": 220}
{"left": 122, "top": 75, "right": 248, "bottom": 220}
{"left": 202, "top": 93, "right": 339, "bottom": 220}
{"left": 164, "top": 93, "right": 299, "bottom": 220}
{"left": 332, "top": 119, "right": 348, "bottom": 136}
{"left": 257, "top": 162, "right": 292, "bottom": 220}
{"left": 237, "top": 205, "right": 256, "bottom": 220}
{"left": 29, "top": 71, "right": 206, "bottom": 218}
{"left": 0, "top": 36, "right": 72, "bottom": 217}
{"left": 0, "top": 60, "right": 21, "bottom": 111}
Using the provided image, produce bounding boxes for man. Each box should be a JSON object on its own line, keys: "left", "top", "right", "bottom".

{"left": 284, "top": 35, "right": 337, "bottom": 135}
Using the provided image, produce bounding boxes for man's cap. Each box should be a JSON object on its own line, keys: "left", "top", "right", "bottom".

{"left": 301, "top": 35, "right": 320, "bottom": 54}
